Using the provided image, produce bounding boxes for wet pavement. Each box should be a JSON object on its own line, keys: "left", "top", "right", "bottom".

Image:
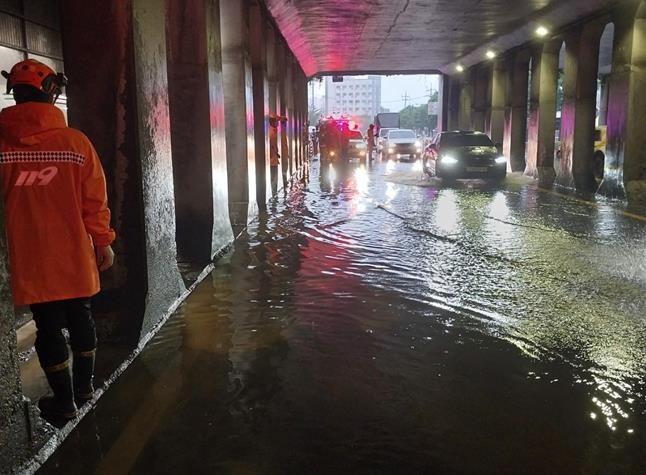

{"left": 39, "top": 157, "right": 646, "bottom": 474}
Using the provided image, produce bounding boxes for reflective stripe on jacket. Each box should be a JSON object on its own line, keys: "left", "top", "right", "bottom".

{"left": 0, "top": 102, "right": 115, "bottom": 305}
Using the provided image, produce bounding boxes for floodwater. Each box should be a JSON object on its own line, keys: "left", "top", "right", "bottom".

{"left": 40, "top": 158, "right": 646, "bottom": 474}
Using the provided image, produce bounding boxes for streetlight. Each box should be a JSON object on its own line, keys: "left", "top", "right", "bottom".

{"left": 536, "top": 26, "right": 549, "bottom": 37}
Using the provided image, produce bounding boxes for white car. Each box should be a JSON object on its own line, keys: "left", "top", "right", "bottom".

{"left": 382, "top": 129, "right": 422, "bottom": 161}
{"left": 377, "top": 127, "right": 396, "bottom": 152}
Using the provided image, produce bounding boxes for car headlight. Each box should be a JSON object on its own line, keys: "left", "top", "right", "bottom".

{"left": 415, "top": 141, "right": 421, "bottom": 147}
{"left": 388, "top": 148, "right": 394, "bottom": 154}
{"left": 441, "top": 155, "right": 458, "bottom": 165}
{"left": 495, "top": 156, "right": 506, "bottom": 164}
{"left": 330, "top": 151, "right": 336, "bottom": 157}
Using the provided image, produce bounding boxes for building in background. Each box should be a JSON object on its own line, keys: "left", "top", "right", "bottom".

{"left": 324, "top": 75, "right": 381, "bottom": 128}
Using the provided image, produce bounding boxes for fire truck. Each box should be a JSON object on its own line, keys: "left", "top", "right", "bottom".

{"left": 317, "top": 116, "right": 360, "bottom": 165}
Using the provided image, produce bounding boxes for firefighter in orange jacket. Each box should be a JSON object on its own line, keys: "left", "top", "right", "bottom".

{"left": 0, "top": 59, "right": 115, "bottom": 421}
{"left": 280, "top": 115, "right": 289, "bottom": 168}
{"left": 269, "top": 115, "right": 280, "bottom": 194}
{"left": 269, "top": 115, "right": 280, "bottom": 167}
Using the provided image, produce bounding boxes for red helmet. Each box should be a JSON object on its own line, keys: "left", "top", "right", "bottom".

{"left": 1, "top": 59, "right": 67, "bottom": 96}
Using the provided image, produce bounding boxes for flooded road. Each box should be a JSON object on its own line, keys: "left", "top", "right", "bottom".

{"left": 40, "top": 158, "right": 646, "bottom": 474}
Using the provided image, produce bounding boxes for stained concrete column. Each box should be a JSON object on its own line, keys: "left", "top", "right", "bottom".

{"left": 293, "top": 78, "right": 300, "bottom": 170}
{"left": 560, "top": 23, "right": 604, "bottom": 193}
{"left": 288, "top": 59, "right": 297, "bottom": 175}
{"left": 446, "top": 75, "right": 461, "bottom": 131}
{"left": 503, "top": 51, "right": 530, "bottom": 171}
{"left": 599, "top": 3, "right": 646, "bottom": 202}
{"left": 598, "top": 75, "right": 609, "bottom": 126}
{"left": 557, "top": 30, "right": 581, "bottom": 189}
{"left": 61, "top": 0, "right": 184, "bottom": 339}
{"left": 487, "top": 61, "right": 506, "bottom": 145}
{"left": 266, "top": 24, "right": 282, "bottom": 195}
{"left": 526, "top": 40, "right": 560, "bottom": 186}
{"left": 166, "top": 0, "right": 233, "bottom": 265}
{"left": 458, "top": 70, "right": 474, "bottom": 130}
{"left": 250, "top": 1, "right": 269, "bottom": 211}
{"left": 281, "top": 51, "right": 293, "bottom": 181}
{"left": 437, "top": 74, "right": 448, "bottom": 132}
{"left": 277, "top": 41, "right": 288, "bottom": 186}
{"left": 472, "top": 67, "right": 488, "bottom": 131}
{"left": 0, "top": 199, "right": 31, "bottom": 468}
{"left": 221, "top": 1, "right": 257, "bottom": 233}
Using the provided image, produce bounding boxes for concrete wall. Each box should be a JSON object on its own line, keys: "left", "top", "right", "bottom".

{"left": 0, "top": 198, "right": 30, "bottom": 470}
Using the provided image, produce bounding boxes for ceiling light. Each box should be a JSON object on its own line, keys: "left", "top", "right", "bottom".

{"left": 536, "top": 26, "right": 549, "bottom": 37}
{"left": 486, "top": 50, "right": 496, "bottom": 59}
{"left": 455, "top": 64, "right": 464, "bottom": 72}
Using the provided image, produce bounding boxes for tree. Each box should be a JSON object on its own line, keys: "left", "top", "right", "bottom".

{"left": 399, "top": 103, "right": 430, "bottom": 131}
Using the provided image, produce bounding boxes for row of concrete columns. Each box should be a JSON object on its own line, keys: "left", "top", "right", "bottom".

{"left": 444, "top": 1, "right": 646, "bottom": 202}
{"left": 0, "top": 0, "right": 309, "bottom": 467}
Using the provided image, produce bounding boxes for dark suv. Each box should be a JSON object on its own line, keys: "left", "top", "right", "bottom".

{"left": 423, "top": 131, "right": 506, "bottom": 181}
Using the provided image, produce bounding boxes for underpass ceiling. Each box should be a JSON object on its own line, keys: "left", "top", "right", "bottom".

{"left": 264, "top": 0, "right": 621, "bottom": 78}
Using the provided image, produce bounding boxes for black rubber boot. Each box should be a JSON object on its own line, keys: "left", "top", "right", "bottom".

{"left": 73, "top": 349, "right": 96, "bottom": 405}
{"left": 39, "top": 362, "right": 78, "bottom": 421}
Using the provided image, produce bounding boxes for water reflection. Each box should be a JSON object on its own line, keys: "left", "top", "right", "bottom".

{"left": 434, "top": 189, "right": 461, "bottom": 236}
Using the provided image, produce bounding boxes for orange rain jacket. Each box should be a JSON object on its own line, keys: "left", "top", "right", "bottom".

{"left": 0, "top": 102, "right": 115, "bottom": 305}
{"left": 269, "top": 123, "right": 280, "bottom": 166}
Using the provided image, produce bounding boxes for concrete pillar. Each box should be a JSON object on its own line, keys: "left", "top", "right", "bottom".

{"left": 293, "top": 76, "right": 300, "bottom": 170}
{"left": 277, "top": 42, "right": 288, "bottom": 186}
{"left": 458, "top": 70, "right": 473, "bottom": 130}
{"left": 61, "top": 0, "right": 184, "bottom": 339}
{"left": 250, "top": 1, "right": 269, "bottom": 211}
{"left": 166, "top": 0, "right": 233, "bottom": 265}
{"left": 598, "top": 75, "right": 609, "bottom": 126}
{"left": 288, "top": 59, "right": 297, "bottom": 176}
{"left": 472, "top": 67, "right": 488, "bottom": 131}
{"left": 503, "top": 51, "right": 530, "bottom": 171}
{"left": 599, "top": 2, "right": 646, "bottom": 202}
{"left": 526, "top": 40, "right": 560, "bottom": 186}
{"left": 557, "top": 30, "right": 579, "bottom": 189}
{"left": 446, "top": 75, "right": 461, "bottom": 131}
{"left": 280, "top": 49, "right": 293, "bottom": 182}
{"left": 205, "top": 0, "right": 236, "bottom": 251}
{"left": 437, "top": 74, "right": 448, "bottom": 132}
{"left": 298, "top": 75, "right": 304, "bottom": 167}
{"left": 487, "top": 61, "right": 506, "bottom": 145}
{"left": 221, "top": 0, "right": 257, "bottom": 233}
{"left": 559, "top": 23, "right": 604, "bottom": 193}
{"left": 266, "top": 25, "right": 282, "bottom": 195}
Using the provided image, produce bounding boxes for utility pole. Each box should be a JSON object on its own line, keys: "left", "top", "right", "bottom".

{"left": 401, "top": 92, "right": 410, "bottom": 108}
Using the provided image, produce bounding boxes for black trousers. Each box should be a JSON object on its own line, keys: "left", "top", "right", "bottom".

{"left": 30, "top": 297, "right": 97, "bottom": 369}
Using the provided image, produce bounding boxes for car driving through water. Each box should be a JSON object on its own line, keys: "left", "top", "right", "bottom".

{"left": 382, "top": 128, "right": 422, "bottom": 162}
{"left": 423, "top": 131, "right": 507, "bottom": 181}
